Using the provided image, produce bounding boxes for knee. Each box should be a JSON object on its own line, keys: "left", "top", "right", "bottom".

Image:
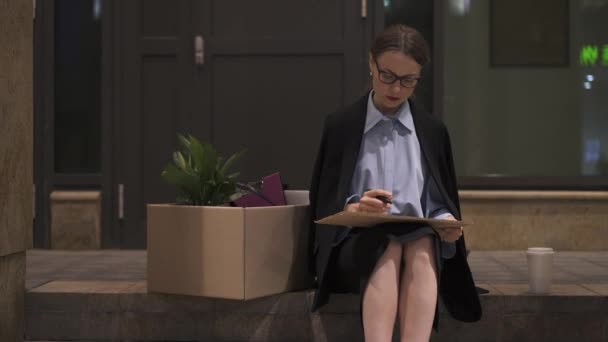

{"left": 403, "top": 237, "right": 435, "bottom": 265}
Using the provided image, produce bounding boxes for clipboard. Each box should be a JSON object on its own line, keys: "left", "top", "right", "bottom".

{"left": 315, "top": 211, "right": 471, "bottom": 229}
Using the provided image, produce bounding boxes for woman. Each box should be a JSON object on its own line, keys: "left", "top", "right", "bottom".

{"left": 309, "top": 25, "right": 482, "bottom": 341}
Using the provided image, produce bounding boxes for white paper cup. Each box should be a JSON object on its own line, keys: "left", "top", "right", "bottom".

{"left": 526, "top": 247, "right": 555, "bottom": 294}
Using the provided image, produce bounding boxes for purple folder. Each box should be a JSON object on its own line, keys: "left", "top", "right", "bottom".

{"left": 233, "top": 172, "right": 286, "bottom": 207}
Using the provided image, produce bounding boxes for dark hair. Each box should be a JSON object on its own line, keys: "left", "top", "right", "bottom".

{"left": 370, "top": 24, "right": 430, "bottom": 67}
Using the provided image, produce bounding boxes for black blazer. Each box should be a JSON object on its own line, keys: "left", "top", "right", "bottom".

{"left": 308, "top": 93, "right": 482, "bottom": 322}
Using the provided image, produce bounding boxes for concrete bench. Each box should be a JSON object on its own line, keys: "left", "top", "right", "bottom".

{"left": 26, "top": 279, "right": 607, "bottom": 341}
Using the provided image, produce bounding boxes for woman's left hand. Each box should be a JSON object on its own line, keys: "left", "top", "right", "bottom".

{"left": 436, "top": 215, "right": 463, "bottom": 243}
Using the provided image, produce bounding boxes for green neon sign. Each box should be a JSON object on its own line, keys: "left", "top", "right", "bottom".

{"left": 580, "top": 44, "right": 608, "bottom": 66}
{"left": 580, "top": 45, "right": 598, "bottom": 66}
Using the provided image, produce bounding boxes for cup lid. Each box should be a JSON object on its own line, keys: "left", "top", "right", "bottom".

{"left": 526, "top": 247, "right": 554, "bottom": 253}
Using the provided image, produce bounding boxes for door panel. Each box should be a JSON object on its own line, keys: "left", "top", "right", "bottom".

{"left": 141, "top": 0, "right": 178, "bottom": 36}
{"left": 141, "top": 57, "right": 180, "bottom": 205}
{"left": 211, "top": 1, "right": 343, "bottom": 39}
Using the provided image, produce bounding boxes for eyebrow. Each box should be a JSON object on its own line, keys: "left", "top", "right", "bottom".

{"left": 377, "top": 65, "right": 419, "bottom": 78}
{"left": 380, "top": 68, "right": 419, "bottom": 78}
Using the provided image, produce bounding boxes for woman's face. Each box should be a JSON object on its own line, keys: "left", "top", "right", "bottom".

{"left": 369, "top": 50, "right": 422, "bottom": 114}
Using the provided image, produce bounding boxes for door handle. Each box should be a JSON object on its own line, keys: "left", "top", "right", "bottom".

{"left": 118, "top": 183, "right": 124, "bottom": 220}
{"left": 195, "top": 35, "right": 204, "bottom": 66}
{"left": 361, "top": 0, "right": 367, "bottom": 18}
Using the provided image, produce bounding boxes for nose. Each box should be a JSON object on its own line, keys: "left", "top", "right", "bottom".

{"left": 391, "top": 82, "right": 401, "bottom": 93}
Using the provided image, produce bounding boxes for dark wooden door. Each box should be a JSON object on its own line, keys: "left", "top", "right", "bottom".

{"left": 118, "top": 0, "right": 368, "bottom": 248}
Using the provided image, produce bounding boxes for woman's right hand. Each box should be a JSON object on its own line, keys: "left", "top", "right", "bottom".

{"left": 345, "top": 189, "right": 392, "bottom": 213}
{"left": 435, "top": 215, "right": 463, "bottom": 243}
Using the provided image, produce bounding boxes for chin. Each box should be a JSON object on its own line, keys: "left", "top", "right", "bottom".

{"left": 386, "top": 100, "right": 405, "bottom": 109}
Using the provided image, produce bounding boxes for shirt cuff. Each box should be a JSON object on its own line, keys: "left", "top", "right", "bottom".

{"left": 441, "top": 241, "right": 457, "bottom": 259}
{"left": 431, "top": 209, "right": 453, "bottom": 220}
{"left": 344, "top": 194, "right": 361, "bottom": 209}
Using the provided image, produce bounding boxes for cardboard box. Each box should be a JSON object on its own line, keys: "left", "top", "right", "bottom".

{"left": 147, "top": 190, "right": 313, "bottom": 300}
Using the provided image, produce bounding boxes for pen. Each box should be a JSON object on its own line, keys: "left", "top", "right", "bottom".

{"left": 376, "top": 195, "right": 392, "bottom": 204}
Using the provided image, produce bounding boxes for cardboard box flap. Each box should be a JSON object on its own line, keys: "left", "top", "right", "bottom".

{"left": 284, "top": 190, "right": 309, "bottom": 206}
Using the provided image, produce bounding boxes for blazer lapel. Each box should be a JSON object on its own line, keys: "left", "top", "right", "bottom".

{"left": 336, "top": 94, "right": 368, "bottom": 203}
{"left": 411, "top": 101, "right": 459, "bottom": 216}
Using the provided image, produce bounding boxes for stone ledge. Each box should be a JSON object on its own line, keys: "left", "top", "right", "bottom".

{"left": 25, "top": 280, "right": 608, "bottom": 342}
{"left": 50, "top": 281, "right": 602, "bottom": 302}
{"left": 50, "top": 191, "right": 101, "bottom": 202}
{"left": 581, "top": 283, "right": 608, "bottom": 296}
{"left": 459, "top": 190, "right": 608, "bottom": 201}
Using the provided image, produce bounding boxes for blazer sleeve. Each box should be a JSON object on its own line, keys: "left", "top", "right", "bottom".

{"left": 308, "top": 118, "right": 328, "bottom": 274}
{"left": 439, "top": 124, "right": 482, "bottom": 322}
{"left": 442, "top": 124, "right": 462, "bottom": 220}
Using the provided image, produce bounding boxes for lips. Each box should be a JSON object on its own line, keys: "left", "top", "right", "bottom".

{"left": 387, "top": 96, "right": 400, "bottom": 102}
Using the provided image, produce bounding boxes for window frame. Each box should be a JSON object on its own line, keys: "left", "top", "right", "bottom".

{"left": 34, "top": 0, "right": 116, "bottom": 248}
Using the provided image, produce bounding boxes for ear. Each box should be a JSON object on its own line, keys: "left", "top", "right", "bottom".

{"left": 368, "top": 52, "right": 374, "bottom": 73}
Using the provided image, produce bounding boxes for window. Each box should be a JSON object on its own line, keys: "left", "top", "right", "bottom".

{"left": 54, "top": 0, "right": 102, "bottom": 174}
{"left": 442, "top": 0, "right": 608, "bottom": 184}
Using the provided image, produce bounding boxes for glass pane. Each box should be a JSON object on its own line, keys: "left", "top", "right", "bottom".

{"left": 578, "top": 2, "right": 608, "bottom": 175}
{"left": 54, "top": 0, "right": 102, "bottom": 173}
{"left": 383, "top": 0, "right": 435, "bottom": 112}
{"left": 443, "top": 0, "right": 608, "bottom": 177}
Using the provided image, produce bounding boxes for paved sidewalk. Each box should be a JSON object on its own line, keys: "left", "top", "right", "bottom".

{"left": 26, "top": 249, "right": 608, "bottom": 292}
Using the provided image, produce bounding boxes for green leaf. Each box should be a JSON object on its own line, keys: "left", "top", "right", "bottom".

{"left": 161, "top": 164, "right": 198, "bottom": 197}
{"left": 216, "top": 157, "right": 224, "bottom": 171}
{"left": 189, "top": 136, "right": 205, "bottom": 172}
{"left": 173, "top": 152, "right": 187, "bottom": 171}
{"left": 219, "top": 149, "right": 246, "bottom": 176}
{"left": 177, "top": 134, "right": 191, "bottom": 149}
{"left": 226, "top": 171, "right": 240, "bottom": 180}
{"left": 200, "top": 143, "right": 218, "bottom": 182}
{"left": 161, "top": 164, "right": 182, "bottom": 185}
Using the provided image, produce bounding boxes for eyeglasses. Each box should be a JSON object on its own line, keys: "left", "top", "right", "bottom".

{"left": 373, "top": 58, "right": 420, "bottom": 88}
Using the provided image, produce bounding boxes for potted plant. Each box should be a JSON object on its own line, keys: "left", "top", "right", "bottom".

{"left": 146, "top": 134, "right": 312, "bottom": 300}
{"left": 160, "top": 134, "right": 246, "bottom": 206}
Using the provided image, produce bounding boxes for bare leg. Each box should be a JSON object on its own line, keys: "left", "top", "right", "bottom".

{"left": 362, "top": 240, "right": 402, "bottom": 342}
{"left": 398, "top": 236, "right": 438, "bottom": 342}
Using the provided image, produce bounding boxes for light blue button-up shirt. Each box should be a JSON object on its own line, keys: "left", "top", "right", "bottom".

{"left": 347, "top": 92, "right": 456, "bottom": 257}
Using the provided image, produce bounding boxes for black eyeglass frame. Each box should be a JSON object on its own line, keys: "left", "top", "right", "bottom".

{"left": 373, "top": 58, "right": 420, "bottom": 88}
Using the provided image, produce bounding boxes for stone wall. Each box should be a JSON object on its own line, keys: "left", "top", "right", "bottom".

{"left": 461, "top": 191, "right": 608, "bottom": 251}
{"left": 0, "top": 0, "right": 33, "bottom": 341}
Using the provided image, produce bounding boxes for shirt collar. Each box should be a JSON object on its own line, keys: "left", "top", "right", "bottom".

{"left": 364, "top": 91, "right": 414, "bottom": 134}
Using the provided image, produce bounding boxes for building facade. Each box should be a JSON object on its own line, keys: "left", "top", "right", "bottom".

{"left": 34, "top": 0, "right": 608, "bottom": 250}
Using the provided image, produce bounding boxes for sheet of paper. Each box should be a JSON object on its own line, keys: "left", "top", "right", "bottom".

{"left": 315, "top": 211, "right": 471, "bottom": 229}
